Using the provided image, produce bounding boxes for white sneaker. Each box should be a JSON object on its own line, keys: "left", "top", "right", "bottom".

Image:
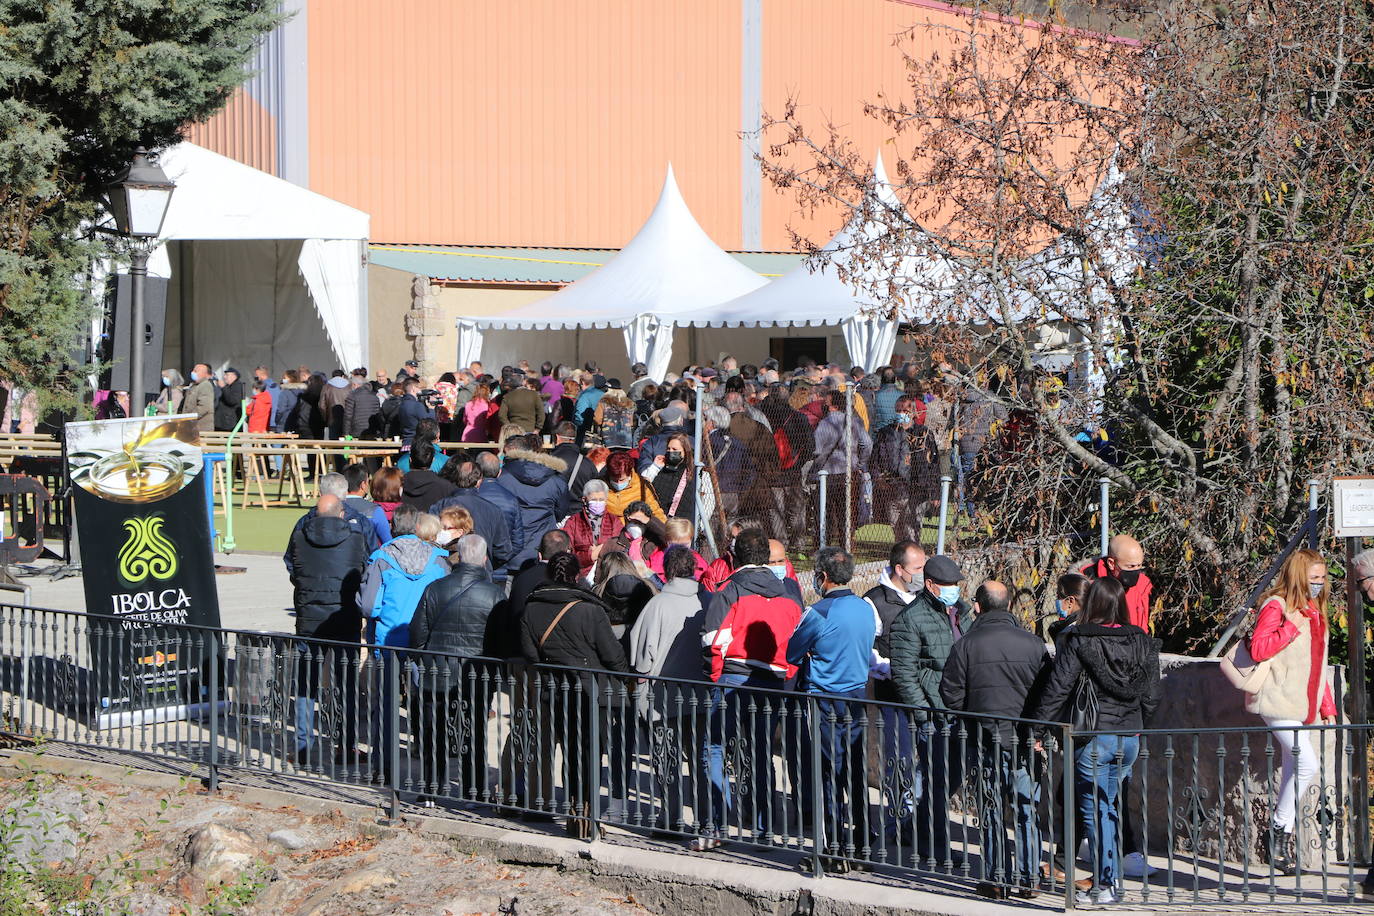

{"left": 1075, "top": 886, "right": 1121, "bottom": 906}
{"left": 1122, "top": 852, "right": 1158, "bottom": 878}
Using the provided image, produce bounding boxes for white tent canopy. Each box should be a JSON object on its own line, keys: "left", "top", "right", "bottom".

{"left": 134, "top": 142, "right": 369, "bottom": 372}
{"left": 457, "top": 165, "right": 767, "bottom": 380}
{"left": 666, "top": 153, "right": 911, "bottom": 372}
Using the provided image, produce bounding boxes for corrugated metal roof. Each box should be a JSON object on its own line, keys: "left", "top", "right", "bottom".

{"left": 367, "top": 244, "right": 802, "bottom": 286}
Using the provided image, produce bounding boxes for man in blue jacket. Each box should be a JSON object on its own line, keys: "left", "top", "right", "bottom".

{"left": 395, "top": 377, "right": 435, "bottom": 447}
{"left": 786, "top": 546, "right": 878, "bottom": 873}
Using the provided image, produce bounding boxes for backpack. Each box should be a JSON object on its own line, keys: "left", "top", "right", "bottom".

{"left": 600, "top": 401, "right": 636, "bottom": 450}
{"left": 774, "top": 426, "right": 798, "bottom": 471}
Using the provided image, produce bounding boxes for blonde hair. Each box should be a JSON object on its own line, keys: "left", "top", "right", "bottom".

{"left": 439, "top": 506, "right": 474, "bottom": 536}
{"left": 414, "top": 512, "right": 443, "bottom": 545}
{"left": 664, "top": 517, "right": 694, "bottom": 544}
{"left": 1260, "top": 547, "right": 1328, "bottom": 617}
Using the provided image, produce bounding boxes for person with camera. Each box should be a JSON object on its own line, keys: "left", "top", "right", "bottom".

{"left": 395, "top": 376, "right": 435, "bottom": 448}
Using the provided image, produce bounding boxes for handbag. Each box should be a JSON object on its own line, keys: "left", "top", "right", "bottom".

{"left": 1220, "top": 634, "right": 1273, "bottom": 693}
{"left": 1071, "top": 672, "right": 1100, "bottom": 732}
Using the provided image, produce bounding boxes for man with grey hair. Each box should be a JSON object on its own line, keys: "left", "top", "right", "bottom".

{"left": 476, "top": 449, "right": 526, "bottom": 566}
{"left": 284, "top": 473, "right": 378, "bottom": 575}
{"left": 410, "top": 533, "right": 504, "bottom": 803}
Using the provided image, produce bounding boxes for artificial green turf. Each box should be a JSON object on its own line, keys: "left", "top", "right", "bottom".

{"left": 213, "top": 501, "right": 306, "bottom": 555}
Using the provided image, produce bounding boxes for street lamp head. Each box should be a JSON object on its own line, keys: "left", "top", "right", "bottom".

{"left": 106, "top": 147, "right": 175, "bottom": 238}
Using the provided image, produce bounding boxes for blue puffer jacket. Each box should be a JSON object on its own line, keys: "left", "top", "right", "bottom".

{"left": 359, "top": 535, "right": 450, "bottom": 648}
{"left": 493, "top": 448, "right": 571, "bottom": 570}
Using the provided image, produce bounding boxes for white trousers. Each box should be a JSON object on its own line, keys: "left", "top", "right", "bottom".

{"left": 1264, "top": 717, "right": 1320, "bottom": 831}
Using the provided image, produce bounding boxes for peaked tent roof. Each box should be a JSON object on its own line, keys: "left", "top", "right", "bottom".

{"left": 460, "top": 165, "right": 767, "bottom": 329}
{"left": 668, "top": 153, "right": 934, "bottom": 328}
{"left": 155, "top": 142, "right": 369, "bottom": 241}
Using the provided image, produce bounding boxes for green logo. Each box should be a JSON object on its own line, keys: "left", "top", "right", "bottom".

{"left": 117, "top": 515, "right": 178, "bottom": 586}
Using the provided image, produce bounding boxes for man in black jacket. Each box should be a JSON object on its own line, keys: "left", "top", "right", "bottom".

{"left": 213, "top": 368, "right": 244, "bottom": 431}
{"left": 862, "top": 540, "right": 926, "bottom": 837}
{"left": 430, "top": 461, "right": 514, "bottom": 570}
{"left": 940, "top": 581, "right": 1048, "bottom": 899}
{"left": 410, "top": 534, "right": 505, "bottom": 803}
{"left": 285, "top": 495, "right": 370, "bottom": 767}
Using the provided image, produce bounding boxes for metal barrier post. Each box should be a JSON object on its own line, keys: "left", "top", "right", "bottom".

{"left": 1099, "top": 477, "right": 1110, "bottom": 559}
{"left": 1307, "top": 479, "right": 1320, "bottom": 548}
{"left": 387, "top": 651, "right": 401, "bottom": 823}
{"left": 588, "top": 674, "right": 601, "bottom": 842}
{"left": 817, "top": 471, "right": 829, "bottom": 548}
{"left": 206, "top": 632, "right": 220, "bottom": 792}
{"left": 809, "top": 694, "right": 824, "bottom": 876}
{"left": 844, "top": 386, "right": 854, "bottom": 553}
{"left": 693, "top": 381, "right": 706, "bottom": 556}
{"left": 936, "top": 475, "right": 952, "bottom": 555}
{"left": 1062, "top": 724, "right": 1076, "bottom": 910}
{"left": 220, "top": 401, "right": 247, "bottom": 554}
{"left": 1, "top": 585, "right": 34, "bottom": 734}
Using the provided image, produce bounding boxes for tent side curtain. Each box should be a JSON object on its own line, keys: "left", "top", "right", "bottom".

{"left": 622, "top": 315, "right": 674, "bottom": 383}
{"left": 298, "top": 238, "right": 366, "bottom": 370}
{"left": 457, "top": 320, "right": 485, "bottom": 368}
{"left": 841, "top": 315, "right": 898, "bottom": 373}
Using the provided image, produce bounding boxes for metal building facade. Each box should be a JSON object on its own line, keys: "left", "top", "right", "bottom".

{"left": 187, "top": 0, "right": 1016, "bottom": 250}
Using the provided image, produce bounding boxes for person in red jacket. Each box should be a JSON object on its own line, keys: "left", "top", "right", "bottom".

{"left": 245, "top": 380, "right": 273, "bottom": 433}
{"left": 1246, "top": 547, "right": 1337, "bottom": 872}
{"left": 1081, "top": 534, "right": 1153, "bottom": 632}
{"left": 693, "top": 528, "right": 803, "bottom": 850}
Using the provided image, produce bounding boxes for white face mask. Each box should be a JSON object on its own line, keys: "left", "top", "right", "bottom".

{"left": 435, "top": 530, "right": 456, "bottom": 546}
{"left": 625, "top": 523, "right": 645, "bottom": 540}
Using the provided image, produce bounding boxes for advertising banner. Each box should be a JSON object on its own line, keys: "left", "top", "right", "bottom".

{"left": 66, "top": 415, "right": 223, "bottom": 726}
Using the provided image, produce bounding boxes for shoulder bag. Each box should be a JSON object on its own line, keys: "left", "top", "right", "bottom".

{"left": 1219, "top": 597, "right": 1291, "bottom": 694}
{"left": 538, "top": 600, "right": 579, "bottom": 650}
{"left": 1071, "top": 671, "right": 1100, "bottom": 732}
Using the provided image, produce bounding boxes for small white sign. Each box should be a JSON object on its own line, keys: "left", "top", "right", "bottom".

{"left": 1333, "top": 477, "right": 1374, "bottom": 538}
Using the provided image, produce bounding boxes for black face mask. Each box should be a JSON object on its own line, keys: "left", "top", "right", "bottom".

{"left": 1118, "top": 569, "right": 1142, "bottom": 590}
{"left": 665, "top": 453, "right": 684, "bottom": 467}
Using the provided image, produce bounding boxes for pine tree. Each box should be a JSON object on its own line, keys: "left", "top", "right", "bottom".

{"left": 0, "top": 0, "right": 281, "bottom": 413}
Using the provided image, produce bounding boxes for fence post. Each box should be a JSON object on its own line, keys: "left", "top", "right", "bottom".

{"left": 588, "top": 674, "right": 601, "bottom": 843}
{"left": 817, "top": 471, "right": 829, "bottom": 548}
{"left": 844, "top": 386, "right": 854, "bottom": 552}
{"left": 386, "top": 650, "right": 401, "bottom": 823}
{"left": 1098, "top": 477, "right": 1110, "bottom": 559}
{"left": 809, "top": 694, "right": 825, "bottom": 877}
{"left": 1062, "top": 724, "right": 1077, "bottom": 910}
{"left": 936, "top": 475, "right": 952, "bottom": 555}
{"left": 1307, "top": 479, "right": 1320, "bottom": 548}
{"left": 206, "top": 632, "right": 220, "bottom": 792}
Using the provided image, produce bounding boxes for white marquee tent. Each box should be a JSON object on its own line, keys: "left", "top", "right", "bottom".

{"left": 667, "top": 154, "right": 920, "bottom": 372}
{"left": 456, "top": 165, "right": 767, "bottom": 380}
{"left": 121, "top": 142, "right": 370, "bottom": 374}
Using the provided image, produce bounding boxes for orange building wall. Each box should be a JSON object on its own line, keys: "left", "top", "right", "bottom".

{"left": 184, "top": 87, "right": 278, "bottom": 176}
{"left": 307, "top": 0, "right": 743, "bottom": 248}
{"left": 189, "top": 0, "right": 1093, "bottom": 250}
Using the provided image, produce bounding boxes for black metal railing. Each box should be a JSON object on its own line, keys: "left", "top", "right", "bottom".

{"left": 1, "top": 603, "right": 1370, "bottom": 909}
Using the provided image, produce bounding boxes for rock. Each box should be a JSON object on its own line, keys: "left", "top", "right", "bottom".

{"left": 297, "top": 867, "right": 398, "bottom": 915}
{"left": 2, "top": 786, "right": 86, "bottom": 871}
{"left": 184, "top": 823, "right": 259, "bottom": 885}
{"left": 269, "top": 828, "right": 308, "bottom": 850}
{"left": 123, "top": 890, "right": 181, "bottom": 916}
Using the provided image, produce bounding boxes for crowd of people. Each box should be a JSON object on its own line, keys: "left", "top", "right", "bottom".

{"left": 94, "top": 354, "right": 1362, "bottom": 901}
{"left": 277, "top": 388, "right": 1373, "bottom": 902}
{"left": 118, "top": 353, "right": 1094, "bottom": 554}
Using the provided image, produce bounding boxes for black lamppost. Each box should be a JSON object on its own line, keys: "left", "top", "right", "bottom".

{"left": 105, "top": 148, "right": 175, "bottom": 413}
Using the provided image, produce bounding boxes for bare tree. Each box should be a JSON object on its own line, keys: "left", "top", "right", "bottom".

{"left": 761, "top": 0, "right": 1374, "bottom": 646}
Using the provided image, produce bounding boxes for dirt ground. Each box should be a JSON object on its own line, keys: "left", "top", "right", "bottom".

{"left": 0, "top": 766, "right": 655, "bottom": 916}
